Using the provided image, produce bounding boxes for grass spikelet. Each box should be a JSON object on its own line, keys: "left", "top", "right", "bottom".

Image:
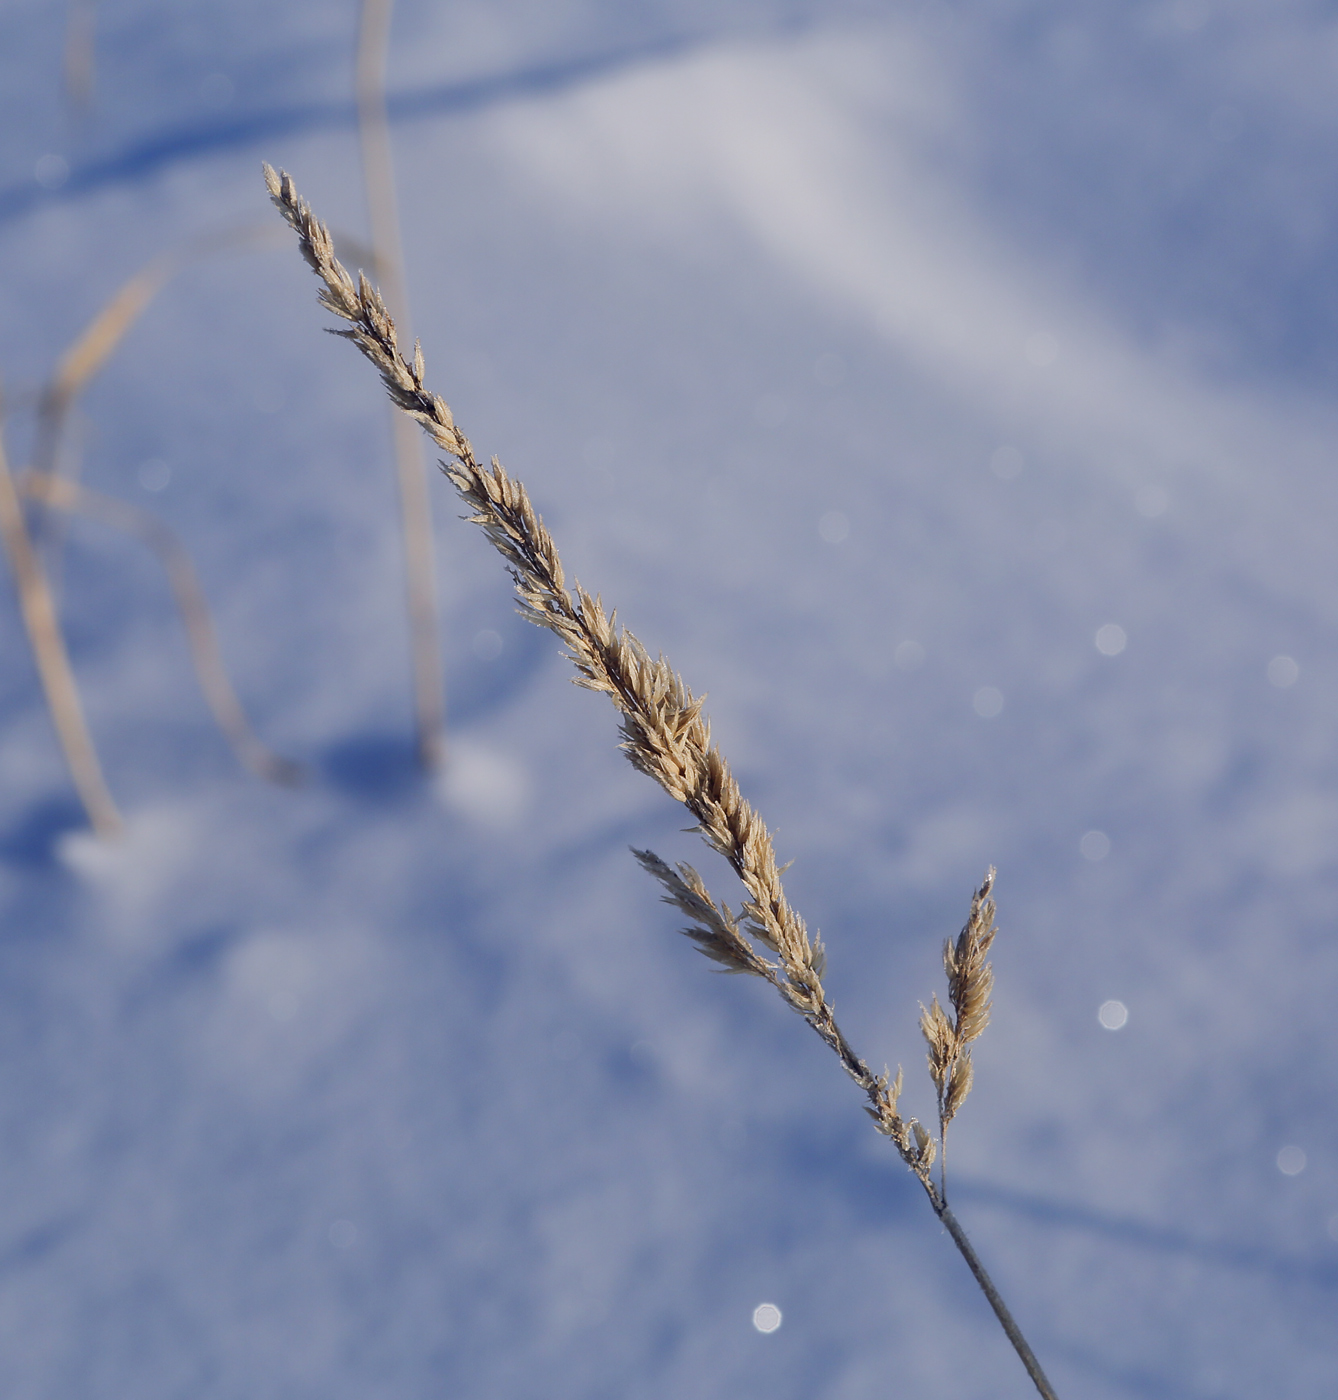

{"left": 921, "top": 868, "right": 996, "bottom": 1203}
{"left": 632, "top": 849, "right": 775, "bottom": 978}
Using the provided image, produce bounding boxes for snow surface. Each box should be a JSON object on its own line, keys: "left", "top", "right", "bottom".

{"left": 2, "top": 2, "right": 1337, "bottom": 1397}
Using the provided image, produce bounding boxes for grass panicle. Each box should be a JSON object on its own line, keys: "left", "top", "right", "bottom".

{"left": 266, "top": 162, "right": 1061, "bottom": 1400}
{"left": 265, "top": 158, "right": 905, "bottom": 1159}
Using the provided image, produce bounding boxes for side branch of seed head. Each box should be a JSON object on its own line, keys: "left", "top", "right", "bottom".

{"left": 921, "top": 867, "right": 997, "bottom": 1150}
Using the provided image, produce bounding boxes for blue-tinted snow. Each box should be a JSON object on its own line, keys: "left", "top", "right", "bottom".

{"left": 1, "top": 2, "right": 1336, "bottom": 1397}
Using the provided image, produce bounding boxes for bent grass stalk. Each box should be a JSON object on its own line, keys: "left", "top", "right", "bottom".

{"left": 4, "top": 215, "right": 378, "bottom": 831}
{"left": 12, "top": 225, "right": 305, "bottom": 799}
{"left": 20, "top": 470, "right": 302, "bottom": 787}
{"left": 265, "top": 163, "right": 1060, "bottom": 1400}
{"left": 0, "top": 395, "right": 120, "bottom": 837}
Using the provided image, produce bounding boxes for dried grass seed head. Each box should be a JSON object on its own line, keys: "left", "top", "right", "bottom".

{"left": 267, "top": 163, "right": 941, "bottom": 1189}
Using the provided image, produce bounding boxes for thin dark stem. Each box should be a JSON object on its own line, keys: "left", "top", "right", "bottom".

{"left": 932, "top": 1199, "right": 1059, "bottom": 1400}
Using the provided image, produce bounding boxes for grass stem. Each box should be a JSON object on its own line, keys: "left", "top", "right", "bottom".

{"left": 935, "top": 1201, "right": 1060, "bottom": 1400}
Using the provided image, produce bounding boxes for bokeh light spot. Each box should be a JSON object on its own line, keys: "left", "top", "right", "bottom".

{"left": 1135, "top": 485, "right": 1168, "bottom": 518}
{"left": 328, "top": 1219, "right": 357, "bottom": 1249}
{"left": 1277, "top": 1146, "right": 1307, "bottom": 1177}
{"left": 973, "top": 686, "right": 1003, "bottom": 718}
{"left": 1095, "top": 624, "right": 1127, "bottom": 656}
{"left": 1267, "top": 656, "right": 1298, "bottom": 688}
{"left": 137, "top": 458, "right": 171, "bottom": 493}
{"left": 34, "top": 153, "right": 68, "bottom": 189}
{"left": 752, "top": 1303, "right": 782, "bottom": 1333}
{"left": 1098, "top": 999, "right": 1128, "bottom": 1030}
{"left": 1081, "top": 830, "right": 1111, "bottom": 862}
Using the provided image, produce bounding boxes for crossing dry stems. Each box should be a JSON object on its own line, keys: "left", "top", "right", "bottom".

{"left": 0, "top": 227, "right": 304, "bottom": 832}
{"left": 19, "top": 470, "right": 302, "bottom": 786}
{"left": 266, "top": 162, "right": 1060, "bottom": 1400}
{"left": 0, "top": 395, "right": 120, "bottom": 837}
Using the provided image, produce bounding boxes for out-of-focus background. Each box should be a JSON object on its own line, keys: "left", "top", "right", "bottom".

{"left": 2, "top": 2, "right": 1336, "bottom": 1396}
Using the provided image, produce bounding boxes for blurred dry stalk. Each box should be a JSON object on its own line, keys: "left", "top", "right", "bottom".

{"left": 0, "top": 393, "right": 121, "bottom": 838}
{"left": 267, "top": 164, "right": 1061, "bottom": 1400}
{"left": 19, "top": 471, "right": 302, "bottom": 787}
{"left": 356, "top": 0, "right": 446, "bottom": 772}
{"left": 34, "top": 225, "right": 285, "bottom": 490}
{"left": 33, "top": 226, "right": 282, "bottom": 590}
{"left": 0, "top": 225, "right": 305, "bottom": 837}
{"left": 34, "top": 251, "right": 176, "bottom": 485}
{"left": 63, "top": 0, "right": 97, "bottom": 112}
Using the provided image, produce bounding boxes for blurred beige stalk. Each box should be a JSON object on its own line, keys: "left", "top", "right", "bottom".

{"left": 32, "top": 226, "right": 285, "bottom": 603}
{"left": 19, "top": 224, "right": 329, "bottom": 798}
{"left": 0, "top": 397, "right": 120, "bottom": 837}
{"left": 63, "top": 0, "right": 97, "bottom": 111}
{"left": 35, "top": 252, "right": 177, "bottom": 484}
{"left": 357, "top": 0, "right": 446, "bottom": 771}
{"left": 20, "top": 471, "right": 302, "bottom": 787}
{"left": 34, "top": 226, "right": 285, "bottom": 487}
